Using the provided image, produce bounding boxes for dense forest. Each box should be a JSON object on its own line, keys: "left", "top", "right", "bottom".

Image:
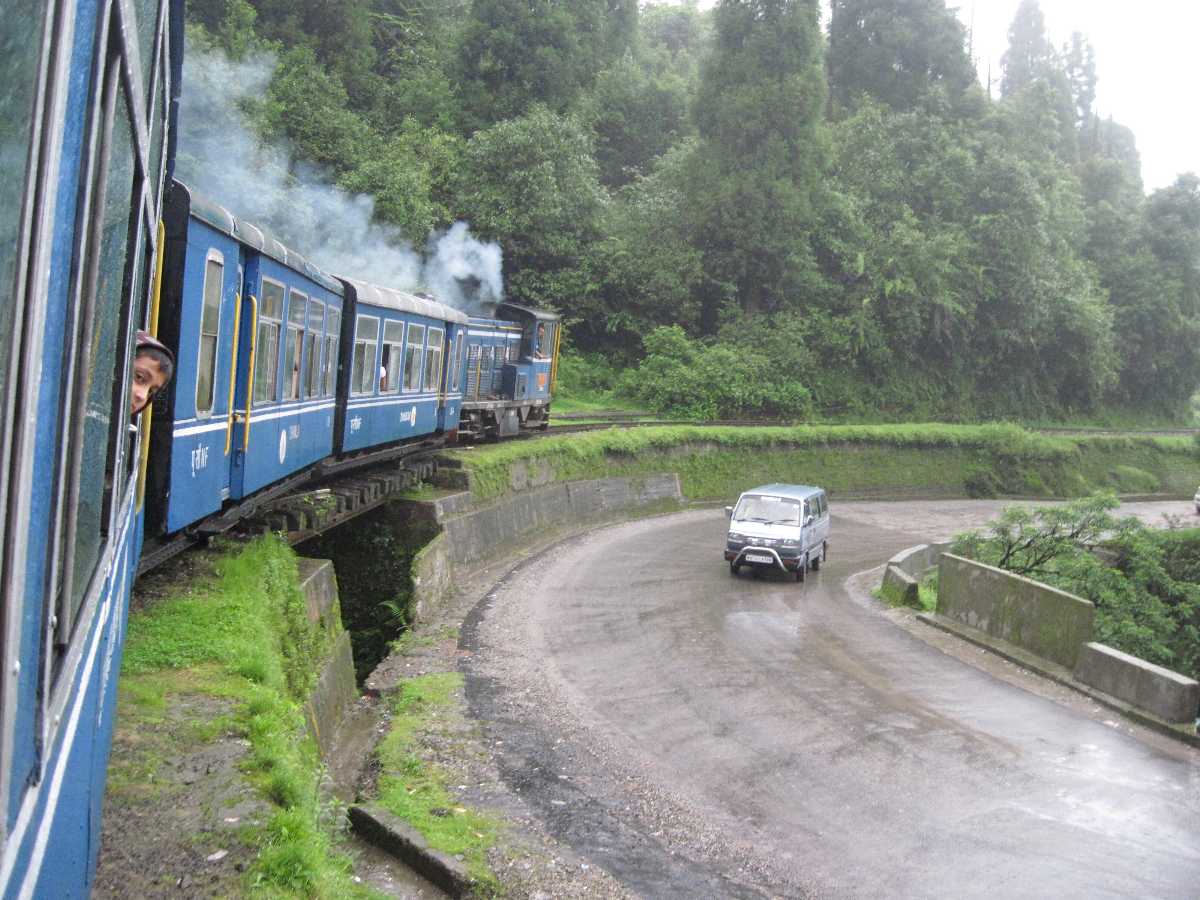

{"left": 182, "top": 0, "right": 1200, "bottom": 423}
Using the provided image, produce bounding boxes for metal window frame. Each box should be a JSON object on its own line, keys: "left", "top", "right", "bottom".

{"left": 252, "top": 276, "right": 285, "bottom": 407}
{"left": 424, "top": 326, "right": 444, "bottom": 396}
{"left": 282, "top": 289, "right": 307, "bottom": 402}
{"left": 352, "top": 314, "right": 380, "bottom": 396}
{"left": 0, "top": 0, "right": 73, "bottom": 842}
{"left": 403, "top": 322, "right": 426, "bottom": 393}
{"left": 193, "top": 248, "right": 224, "bottom": 417}
{"left": 382, "top": 318, "right": 405, "bottom": 395}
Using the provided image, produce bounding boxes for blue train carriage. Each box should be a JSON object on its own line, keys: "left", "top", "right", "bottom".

{"left": 147, "top": 181, "right": 344, "bottom": 537}
{"left": 460, "top": 303, "right": 561, "bottom": 439}
{"left": 334, "top": 279, "right": 471, "bottom": 456}
{"left": 0, "top": 0, "right": 182, "bottom": 896}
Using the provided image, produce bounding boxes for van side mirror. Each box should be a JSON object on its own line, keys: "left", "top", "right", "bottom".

{"left": 805, "top": 514, "right": 814, "bottom": 526}
{"left": 724, "top": 506, "right": 733, "bottom": 518}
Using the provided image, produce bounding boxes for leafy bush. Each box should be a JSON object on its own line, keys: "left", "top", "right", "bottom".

{"left": 952, "top": 494, "right": 1200, "bottom": 681}
{"left": 617, "top": 325, "right": 813, "bottom": 419}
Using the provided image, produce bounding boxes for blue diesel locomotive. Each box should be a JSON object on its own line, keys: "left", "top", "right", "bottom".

{"left": 0, "top": 1, "right": 182, "bottom": 896}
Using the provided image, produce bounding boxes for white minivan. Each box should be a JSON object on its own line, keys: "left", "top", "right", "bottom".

{"left": 724, "top": 484, "right": 830, "bottom": 582}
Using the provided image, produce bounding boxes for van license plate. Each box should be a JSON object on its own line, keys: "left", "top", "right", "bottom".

{"left": 745, "top": 553, "right": 773, "bottom": 564}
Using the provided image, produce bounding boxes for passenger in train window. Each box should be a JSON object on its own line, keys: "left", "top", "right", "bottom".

{"left": 131, "top": 330, "right": 175, "bottom": 417}
{"left": 534, "top": 321, "right": 548, "bottom": 358}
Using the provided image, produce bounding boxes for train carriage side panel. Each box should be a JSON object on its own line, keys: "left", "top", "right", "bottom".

{"left": 230, "top": 253, "right": 339, "bottom": 499}
{"left": 336, "top": 278, "right": 468, "bottom": 455}
{"left": 151, "top": 188, "right": 245, "bottom": 533}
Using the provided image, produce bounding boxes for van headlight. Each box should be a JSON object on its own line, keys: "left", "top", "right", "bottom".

{"left": 727, "top": 532, "right": 746, "bottom": 545}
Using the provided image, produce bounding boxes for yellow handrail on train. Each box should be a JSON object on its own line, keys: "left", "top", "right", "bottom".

{"left": 136, "top": 220, "right": 168, "bottom": 510}
{"left": 223, "top": 292, "right": 242, "bottom": 455}
{"left": 242, "top": 295, "right": 258, "bottom": 453}
{"left": 549, "top": 323, "right": 562, "bottom": 393}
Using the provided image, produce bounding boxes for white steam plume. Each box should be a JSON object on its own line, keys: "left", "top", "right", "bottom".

{"left": 175, "top": 39, "right": 502, "bottom": 309}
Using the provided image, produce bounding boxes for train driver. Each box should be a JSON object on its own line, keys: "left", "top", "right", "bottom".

{"left": 534, "top": 321, "right": 548, "bottom": 359}
{"left": 131, "top": 330, "right": 175, "bottom": 417}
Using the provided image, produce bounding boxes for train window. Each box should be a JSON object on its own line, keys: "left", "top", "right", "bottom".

{"left": 147, "top": 49, "right": 167, "bottom": 204}
{"left": 195, "top": 252, "right": 223, "bottom": 416}
{"left": 382, "top": 320, "right": 404, "bottom": 394}
{"left": 403, "top": 323, "right": 425, "bottom": 392}
{"left": 58, "top": 60, "right": 139, "bottom": 642}
{"left": 304, "top": 300, "right": 323, "bottom": 398}
{"left": 451, "top": 330, "right": 465, "bottom": 392}
{"left": 324, "top": 309, "right": 340, "bottom": 397}
{"left": 133, "top": 0, "right": 161, "bottom": 91}
{"left": 425, "top": 327, "right": 444, "bottom": 394}
{"left": 283, "top": 291, "right": 306, "bottom": 401}
{"left": 352, "top": 315, "right": 379, "bottom": 395}
{"left": 253, "top": 280, "right": 284, "bottom": 405}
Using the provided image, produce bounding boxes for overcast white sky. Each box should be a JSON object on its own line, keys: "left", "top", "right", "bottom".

{"left": 664, "top": 0, "right": 1196, "bottom": 193}
{"left": 963, "top": 0, "right": 1196, "bottom": 192}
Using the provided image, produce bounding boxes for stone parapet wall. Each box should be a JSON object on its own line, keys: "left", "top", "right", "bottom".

{"left": 936, "top": 553, "right": 1095, "bottom": 669}
{"left": 1074, "top": 642, "right": 1200, "bottom": 724}
{"left": 405, "top": 474, "right": 684, "bottom": 622}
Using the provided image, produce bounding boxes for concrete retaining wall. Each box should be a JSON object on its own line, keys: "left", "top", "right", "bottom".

{"left": 936, "top": 553, "right": 1095, "bottom": 669}
{"left": 1074, "top": 642, "right": 1200, "bottom": 724}
{"left": 296, "top": 558, "right": 359, "bottom": 758}
{"left": 403, "top": 473, "right": 684, "bottom": 622}
{"left": 880, "top": 542, "right": 951, "bottom": 608}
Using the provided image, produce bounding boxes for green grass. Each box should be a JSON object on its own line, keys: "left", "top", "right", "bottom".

{"left": 376, "top": 674, "right": 501, "bottom": 891}
{"left": 116, "top": 537, "right": 378, "bottom": 899}
{"left": 442, "top": 423, "right": 1200, "bottom": 505}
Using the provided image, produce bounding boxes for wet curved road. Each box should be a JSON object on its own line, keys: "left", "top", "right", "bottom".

{"left": 463, "top": 502, "right": 1200, "bottom": 898}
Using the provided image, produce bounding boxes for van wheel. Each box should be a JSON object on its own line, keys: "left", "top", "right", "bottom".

{"left": 729, "top": 561, "right": 740, "bottom": 576}
{"left": 795, "top": 558, "right": 806, "bottom": 582}
{"left": 811, "top": 544, "right": 823, "bottom": 571}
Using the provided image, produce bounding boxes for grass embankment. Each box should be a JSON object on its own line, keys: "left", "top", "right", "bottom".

{"left": 112, "top": 538, "right": 371, "bottom": 898}
{"left": 374, "top": 665, "right": 501, "bottom": 891}
{"left": 448, "top": 423, "right": 1200, "bottom": 504}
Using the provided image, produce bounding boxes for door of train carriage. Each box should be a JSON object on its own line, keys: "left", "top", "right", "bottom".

{"left": 228, "top": 255, "right": 339, "bottom": 498}
{"left": 161, "top": 224, "right": 243, "bottom": 531}
{"left": 438, "top": 324, "right": 468, "bottom": 432}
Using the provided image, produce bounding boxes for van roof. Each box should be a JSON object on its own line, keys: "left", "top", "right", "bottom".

{"left": 741, "top": 484, "right": 823, "bottom": 501}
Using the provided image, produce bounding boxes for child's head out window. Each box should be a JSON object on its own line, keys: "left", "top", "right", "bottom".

{"left": 132, "top": 330, "right": 175, "bottom": 417}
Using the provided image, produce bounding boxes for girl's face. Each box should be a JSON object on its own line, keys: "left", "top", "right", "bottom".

{"left": 131, "top": 354, "right": 168, "bottom": 416}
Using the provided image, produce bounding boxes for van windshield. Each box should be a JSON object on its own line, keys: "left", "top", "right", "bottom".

{"left": 734, "top": 495, "right": 801, "bottom": 525}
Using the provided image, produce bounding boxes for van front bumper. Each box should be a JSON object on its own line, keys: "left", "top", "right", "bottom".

{"left": 725, "top": 547, "right": 802, "bottom": 571}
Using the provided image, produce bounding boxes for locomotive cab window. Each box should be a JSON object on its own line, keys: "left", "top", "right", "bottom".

{"left": 382, "top": 320, "right": 404, "bottom": 393}
{"left": 403, "top": 323, "right": 425, "bottom": 392}
{"left": 283, "top": 291, "right": 306, "bottom": 401}
{"left": 425, "top": 327, "right": 444, "bottom": 394}
{"left": 253, "top": 279, "right": 284, "bottom": 405}
{"left": 304, "top": 300, "right": 323, "bottom": 398}
{"left": 324, "top": 309, "right": 340, "bottom": 397}
{"left": 352, "top": 315, "right": 379, "bottom": 395}
{"left": 195, "top": 251, "right": 223, "bottom": 416}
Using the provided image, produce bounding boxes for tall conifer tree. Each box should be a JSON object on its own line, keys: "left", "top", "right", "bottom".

{"left": 692, "top": 0, "right": 828, "bottom": 317}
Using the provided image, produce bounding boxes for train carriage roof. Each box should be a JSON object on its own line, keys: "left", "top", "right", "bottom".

{"left": 340, "top": 277, "right": 470, "bottom": 325}
{"left": 496, "top": 302, "right": 560, "bottom": 323}
{"left": 174, "top": 180, "right": 343, "bottom": 294}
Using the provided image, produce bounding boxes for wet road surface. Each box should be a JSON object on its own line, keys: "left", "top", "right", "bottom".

{"left": 463, "top": 501, "right": 1200, "bottom": 898}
